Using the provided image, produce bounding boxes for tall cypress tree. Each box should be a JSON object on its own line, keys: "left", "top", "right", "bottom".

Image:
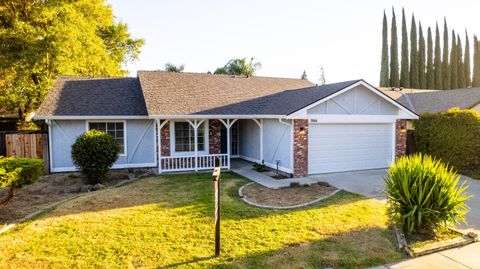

{"left": 390, "top": 8, "right": 400, "bottom": 87}
{"left": 434, "top": 23, "right": 443, "bottom": 89}
{"left": 450, "top": 30, "right": 458, "bottom": 89}
{"left": 380, "top": 10, "right": 389, "bottom": 87}
{"left": 473, "top": 36, "right": 480, "bottom": 87}
{"left": 457, "top": 35, "right": 466, "bottom": 88}
{"left": 442, "top": 18, "right": 450, "bottom": 90}
{"left": 400, "top": 8, "right": 410, "bottom": 88}
{"left": 464, "top": 31, "right": 471, "bottom": 87}
{"left": 418, "top": 22, "right": 426, "bottom": 88}
{"left": 426, "top": 27, "right": 434, "bottom": 89}
{"left": 409, "top": 15, "right": 419, "bottom": 88}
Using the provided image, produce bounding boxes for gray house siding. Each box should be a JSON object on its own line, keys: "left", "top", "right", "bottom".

{"left": 261, "top": 119, "right": 292, "bottom": 172}
{"left": 49, "top": 119, "right": 156, "bottom": 172}
{"left": 238, "top": 119, "right": 260, "bottom": 162}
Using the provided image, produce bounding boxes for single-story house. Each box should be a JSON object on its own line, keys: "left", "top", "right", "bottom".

{"left": 34, "top": 72, "right": 418, "bottom": 177}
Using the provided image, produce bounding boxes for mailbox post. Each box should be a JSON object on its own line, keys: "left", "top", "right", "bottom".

{"left": 212, "top": 158, "right": 221, "bottom": 257}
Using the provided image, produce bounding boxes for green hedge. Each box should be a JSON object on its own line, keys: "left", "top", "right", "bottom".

{"left": 0, "top": 157, "right": 44, "bottom": 189}
{"left": 414, "top": 108, "right": 480, "bottom": 175}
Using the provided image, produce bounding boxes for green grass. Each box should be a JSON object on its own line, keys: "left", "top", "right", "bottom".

{"left": 0, "top": 172, "right": 402, "bottom": 268}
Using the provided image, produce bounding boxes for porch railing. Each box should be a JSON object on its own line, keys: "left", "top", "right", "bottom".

{"left": 160, "top": 154, "right": 229, "bottom": 172}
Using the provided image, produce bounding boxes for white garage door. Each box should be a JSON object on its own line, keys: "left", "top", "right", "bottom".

{"left": 308, "top": 123, "right": 394, "bottom": 174}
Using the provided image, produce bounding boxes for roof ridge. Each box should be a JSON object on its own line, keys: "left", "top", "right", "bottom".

{"left": 137, "top": 70, "right": 310, "bottom": 81}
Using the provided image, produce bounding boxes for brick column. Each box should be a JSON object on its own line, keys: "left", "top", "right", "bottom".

{"left": 395, "top": 119, "right": 407, "bottom": 158}
{"left": 161, "top": 122, "right": 170, "bottom": 156}
{"left": 209, "top": 119, "right": 221, "bottom": 154}
{"left": 293, "top": 119, "right": 308, "bottom": 177}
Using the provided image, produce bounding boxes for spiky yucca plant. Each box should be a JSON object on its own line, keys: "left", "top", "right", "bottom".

{"left": 385, "top": 154, "right": 471, "bottom": 234}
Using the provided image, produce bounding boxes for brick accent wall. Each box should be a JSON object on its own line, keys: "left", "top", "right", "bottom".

{"left": 209, "top": 119, "right": 221, "bottom": 154}
{"left": 293, "top": 119, "right": 309, "bottom": 177}
{"left": 160, "top": 121, "right": 170, "bottom": 156}
{"left": 395, "top": 119, "right": 407, "bottom": 158}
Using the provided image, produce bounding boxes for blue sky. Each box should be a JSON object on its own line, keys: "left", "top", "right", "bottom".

{"left": 108, "top": 0, "right": 480, "bottom": 86}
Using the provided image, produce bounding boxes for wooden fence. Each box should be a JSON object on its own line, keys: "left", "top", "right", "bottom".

{"left": 0, "top": 132, "right": 49, "bottom": 172}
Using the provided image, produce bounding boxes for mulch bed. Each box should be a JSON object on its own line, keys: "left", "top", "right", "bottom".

{"left": 0, "top": 169, "right": 152, "bottom": 227}
{"left": 241, "top": 182, "right": 338, "bottom": 208}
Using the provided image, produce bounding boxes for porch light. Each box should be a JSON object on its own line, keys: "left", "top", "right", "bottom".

{"left": 400, "top": 125, "right": 406, "bottom": 133}
{"left": 299, "top": 127, "right": 306, "bottom": 135}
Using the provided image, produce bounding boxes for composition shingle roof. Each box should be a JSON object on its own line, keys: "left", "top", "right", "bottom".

{"left": 137, "top": 71, "right": 314, "bottom": 115}
{"left": 380, "top": 87, "right": 480, "bottom": 114}
{"left": 36, "top": 76, "right": 148, "bottom": 116}
{"left": 197, "top": 80, "right": 362, "bottom": 115}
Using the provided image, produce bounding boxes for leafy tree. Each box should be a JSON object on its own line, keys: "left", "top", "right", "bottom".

{"left": 426, "top": 27, "right": 435, "bottom": 89}
{"left": 380, "top": 10, "right": 389, "bottom": 87}
{"left": 418, "top": 23, "right": 426, "bottom": 89}
{"left": 457, "top": 35, "right": 466, "bottom": 88}
{"left": 442, "top": 19, "right": 450, "bottom": 90}
{"left": 0, "top": 0, "right": 144, "bottom": 120}
{"left": 390, "top": 8, "right": 400, "bottom": 87}
{"left": 164, "top": 63, "right": 185, "bottom": 72}
{"left": 464, "top": 32, "right": 471, "bottom": 87}
{"left": 409, "top": 15, "right": 419, "bottom": 88}
{"left": 473, "top": 36, "right": 480, "bottom": 87}
{"left": 301, "top": 70, "right": 308, "bottom": 80}
{"left": 214, "top": 58, "right": 262, "bottom": 77}
{"left": 434, "top": 24, "right": 443, "bottom": 90}
{"left": 450, "top": 30, "right": 458, "bottom": 89}
{"left": 400, "top": 9, "right": 410, "bottom": 88}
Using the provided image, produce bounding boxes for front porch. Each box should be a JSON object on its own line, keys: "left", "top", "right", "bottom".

{"left": 156, "top": 118, "right": 277, "bottom": 173}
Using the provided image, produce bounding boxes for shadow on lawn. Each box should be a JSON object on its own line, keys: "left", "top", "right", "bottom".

{"left": 157, "top": 226, "right": 402, "bottom": 269}
{"left": 23, "top": 172, "right": 370, "bottom": 227}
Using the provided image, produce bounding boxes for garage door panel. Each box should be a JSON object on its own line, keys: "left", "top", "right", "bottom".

{"left": 308, "top": 123, "right": 393, "bottom": 174}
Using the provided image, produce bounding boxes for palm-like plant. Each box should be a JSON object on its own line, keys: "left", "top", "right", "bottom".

{"left": 214, "top": 57, "right": 262, "bottom": 77}
{"left": 164, "top": 63, "right": 185, "bottom": 72}
{"left": 385, "top": 154, "right": 471, "bottom": 234}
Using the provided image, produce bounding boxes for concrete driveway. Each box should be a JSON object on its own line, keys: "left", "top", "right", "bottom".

{"left": 309, "top": 169, "right": 480, "bottom": 268}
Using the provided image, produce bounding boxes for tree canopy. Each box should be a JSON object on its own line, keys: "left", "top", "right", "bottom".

{"left": 0, "top": 0, "right": 144, "bottom": 119}
{"left": 164, "top": 63, "right": 185, "bottom": 72}
{"left": 214, "top": 58, "right": 262, "bottom": 77}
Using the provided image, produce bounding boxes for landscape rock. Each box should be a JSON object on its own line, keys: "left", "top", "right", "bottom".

{"left": 92, "top": 183, "right": 106, "bottom": 191}
{"left": 80, "top": 185, "right": 93, "bottom": 192}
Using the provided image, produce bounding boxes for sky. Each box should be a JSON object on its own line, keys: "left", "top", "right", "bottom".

{"left": 108, "top": 0, "right": 480, "bottom": 86}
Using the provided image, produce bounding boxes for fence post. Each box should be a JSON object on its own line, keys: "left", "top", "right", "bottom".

{"left": 212, "top": 157, "right": 221, "bottom": 256}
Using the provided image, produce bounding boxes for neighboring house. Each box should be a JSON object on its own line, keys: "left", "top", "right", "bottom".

{"left": 34, "top": 72, "right": 417, "bottom": 177}
{"left": 381, "top": 87, "right": 480, "bottom": 115}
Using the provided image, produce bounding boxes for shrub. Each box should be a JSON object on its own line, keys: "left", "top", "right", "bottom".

{"left": 252, "top": 160, "right": 267, "bottom": 172}
{"left": 414, "top": 108, "right": 480, "bottom": 175}
{"left": 0, "top": 157, "right": 44, "bottom": 205}
{"left": 385, "top": 154, "right": 471, "bottom": 234}
{"left": 71, "top": 130, "right": 120, "bottom": 184}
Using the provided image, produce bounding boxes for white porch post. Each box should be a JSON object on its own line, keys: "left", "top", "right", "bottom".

{"left": 219, "top": 119, "right": 238, "bottom": 169}
{"left": 187, "top": 119, "right": 205, "bottom": 172}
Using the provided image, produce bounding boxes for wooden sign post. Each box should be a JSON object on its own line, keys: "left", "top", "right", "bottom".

{"left": 212, "top": 158, "right": 221, "bottom": 257}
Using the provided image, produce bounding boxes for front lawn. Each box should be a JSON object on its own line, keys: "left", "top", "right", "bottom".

{"left": 0, "top": 173, "right": 401, "bottom": 268}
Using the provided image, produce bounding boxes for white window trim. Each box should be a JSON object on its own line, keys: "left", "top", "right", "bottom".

{"left": 169, "top": 120, "right": 209, "bottom": 156}
{"left": 86, "top": 120, "right": 128, "bottom": 156}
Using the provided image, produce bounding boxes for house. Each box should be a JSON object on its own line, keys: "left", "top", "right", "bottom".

{"left": 34, "top": 72, "right": 417, "bottom": 177}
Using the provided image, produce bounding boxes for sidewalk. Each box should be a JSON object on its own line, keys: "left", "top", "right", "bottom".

{"left": 371, "top": 242, "right": 480, "bottom": 269}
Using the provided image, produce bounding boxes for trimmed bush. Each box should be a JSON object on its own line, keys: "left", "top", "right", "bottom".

{"left": 385, "top": 154, "right": 471, "bottom": 234}
{"left": 71, "top": 130, "right": 120, "bottom": 184}
{"left": 0, "top": 157, "right": 44, "bottom": 205}
{"left": 414, "top": 108, "right": 480, "bottom": 175}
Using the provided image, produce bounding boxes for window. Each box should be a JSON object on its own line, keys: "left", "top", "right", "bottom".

{"left": 88, "top": 122, "right": 125, "bottom": 154}
{"left": 174, "top": 122, "right": 205, "bottom": 152}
